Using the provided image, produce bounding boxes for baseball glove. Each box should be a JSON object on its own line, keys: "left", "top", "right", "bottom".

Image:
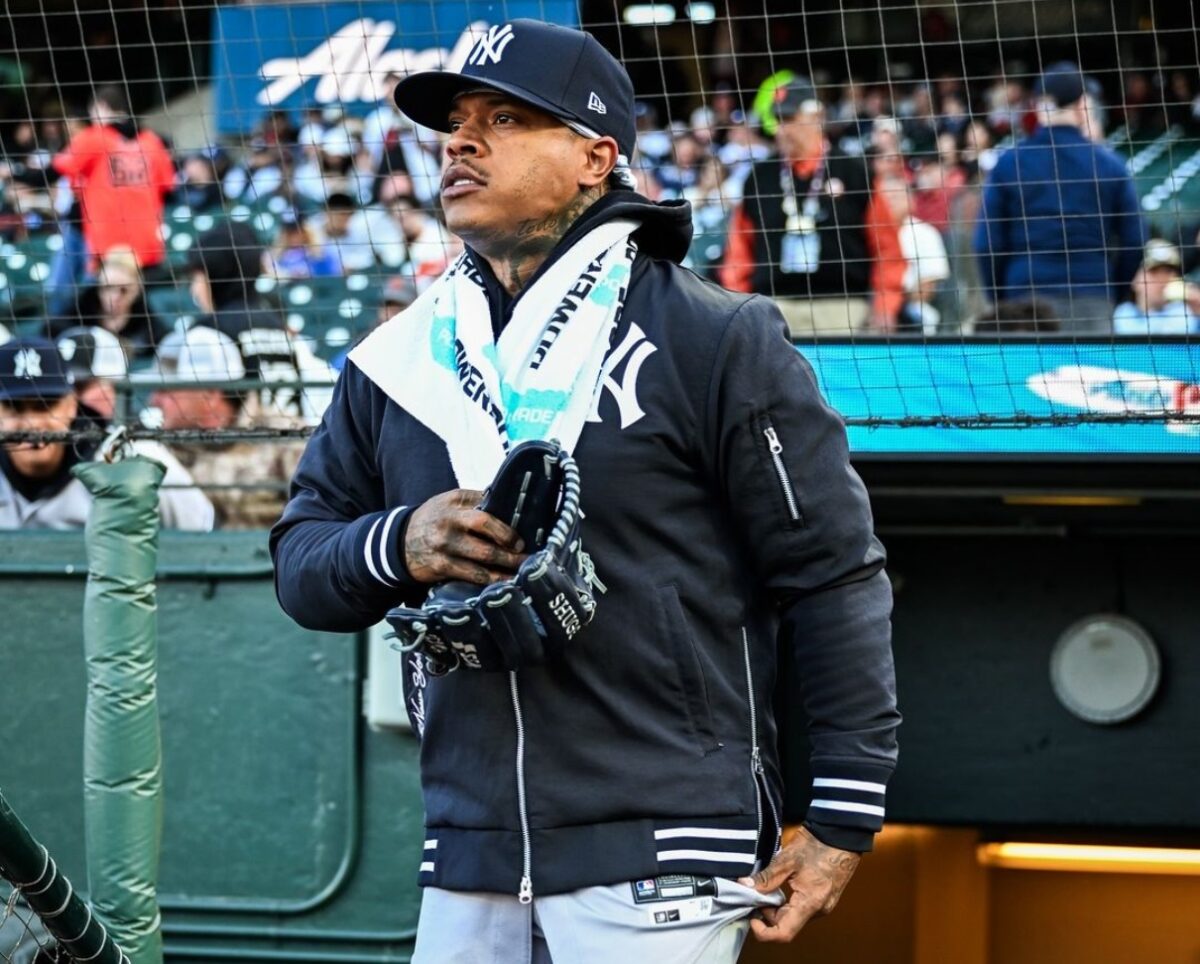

{"left": 385, "top": 440, "right": 604, "bottom": 675}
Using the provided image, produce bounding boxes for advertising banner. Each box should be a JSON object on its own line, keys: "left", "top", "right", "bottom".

{"left": 212, "top": 2, "right": 578, "bottom": 134}
{"left": 798, "top": 340, "right": 1200, "bottom": 455}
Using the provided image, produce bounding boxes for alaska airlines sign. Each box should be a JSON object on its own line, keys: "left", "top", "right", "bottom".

{"left": 212, "top": 3, "right": 576, "bottom": 134}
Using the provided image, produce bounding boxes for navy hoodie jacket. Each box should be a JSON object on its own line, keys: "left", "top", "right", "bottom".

{"left": 973, "top": 124, "right": 1145, "bottom": 306}
{"left": 270, "top": 192, "right": 899, "bottom": 898}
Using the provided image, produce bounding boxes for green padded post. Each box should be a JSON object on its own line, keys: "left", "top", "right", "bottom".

{"left": 73, "top": 456, "right": 166, "bottom": 964}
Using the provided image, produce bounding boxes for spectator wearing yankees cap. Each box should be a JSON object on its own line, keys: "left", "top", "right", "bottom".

{"left": 273, "top": 19, "right": 896, "bottom": 962}
{"left": 0, "top": 337, "right": 212, "bottom": 530}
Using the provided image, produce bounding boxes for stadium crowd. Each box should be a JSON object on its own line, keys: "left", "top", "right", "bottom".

{"left": 2, "top": 61, "right": 1200, "bottom": 531}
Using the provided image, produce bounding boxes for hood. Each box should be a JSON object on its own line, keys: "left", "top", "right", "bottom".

{"left": 568, "top": 191, "right": 693, "bottom": 265}
{"left": 460, "top": 190, "right": 693, "bottom": 331}
{"left": 111, "top": 118, "right": 139, "bottom": 141}
{"left": 464, "top": 190, "right": 693, "bottom": 301}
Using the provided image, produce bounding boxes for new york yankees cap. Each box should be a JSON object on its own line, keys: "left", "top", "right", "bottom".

{"left": 56, "top": 326, "right": 129, "bottom": 383}
{"left": 0, "top": 337, "right": 73, "bottom": 402}
{"left": 393, "top": 19, "right": 636, "bottom": 160}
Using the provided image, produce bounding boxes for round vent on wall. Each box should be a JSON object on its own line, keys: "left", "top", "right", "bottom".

{"left": 1050, "top": 615, "right": 1161, "bottom": 725}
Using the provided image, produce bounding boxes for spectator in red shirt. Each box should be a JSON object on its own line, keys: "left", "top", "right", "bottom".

{"left": 51, "top": 85, "right": 175, "bottom": 274}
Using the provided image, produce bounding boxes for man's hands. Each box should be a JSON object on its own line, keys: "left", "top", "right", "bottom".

{"left": 404, "top": 489, "right": 525, "bottom": 585}
{"left": 738, "top": 826, "right": 861, "bottom": 943}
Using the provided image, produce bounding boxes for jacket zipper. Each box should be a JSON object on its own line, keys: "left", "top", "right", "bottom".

{"left": 762, "top": 424, "right": 802, "bottom": 523}
{"left": 509, "top": 672, "right": 534, "bottom": 904}
{"left": 742, "top": 628, "right": 782, "bottom": 857}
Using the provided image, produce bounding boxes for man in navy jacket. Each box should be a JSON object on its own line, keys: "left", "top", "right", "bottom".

{"left": 974, "top": 62, "right": 1145, "bottom": 333}
{"left": 271, "top": 20, "right": 898, "bottom": 962}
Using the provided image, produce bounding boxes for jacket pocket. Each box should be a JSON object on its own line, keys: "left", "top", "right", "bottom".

{"left": 657, "top": 585, "right": 720, "bottom": 755}
{"left": 753, "top": 412, "right": 806, "bottom": 529}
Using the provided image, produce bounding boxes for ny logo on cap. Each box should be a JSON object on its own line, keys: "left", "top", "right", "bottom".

{"left": 13, "top": 348, "right": 42, "bottom": 379}
{"left": 467, "top": 24, "right": 515, "bottom": 66}
{"left": 587, "top": 92, "right": 607, "bottom": 115}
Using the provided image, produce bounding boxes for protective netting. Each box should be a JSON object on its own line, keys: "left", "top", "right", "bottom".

{"left": 1, "top": 0, "right": 1197, "bottom": 517}
{"left": 0, "top": 806, "right": 129, "bottom": 964}
{"left": 1, "top": 888, "right": 58, "bottom": 964}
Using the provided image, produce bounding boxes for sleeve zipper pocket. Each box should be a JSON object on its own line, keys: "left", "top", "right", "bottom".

{"left": 762, "top": 423, "right": 804, "bottom": 525}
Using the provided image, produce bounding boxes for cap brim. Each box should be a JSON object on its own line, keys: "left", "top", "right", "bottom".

{"left": 0, "top": 380, "right": 72, "bottom": 402}
{"left": 393, "top": 71, "right": 579, "bottom": 135}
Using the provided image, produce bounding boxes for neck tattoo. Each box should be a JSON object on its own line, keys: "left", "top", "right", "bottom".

{"left": 486, "top": 185, "right": 605, "bottom": 295}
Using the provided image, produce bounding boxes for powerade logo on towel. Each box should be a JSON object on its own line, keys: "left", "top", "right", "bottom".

{"left": 211, "top": 2, "right": 577, "bottom": 134}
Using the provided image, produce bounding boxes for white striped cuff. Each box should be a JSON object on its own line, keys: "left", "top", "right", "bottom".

{"left": 363, "top": 506, "right": 408, "bottom": 587}
{"left": 805, "top": 764, "right": 892, "bottom": 833}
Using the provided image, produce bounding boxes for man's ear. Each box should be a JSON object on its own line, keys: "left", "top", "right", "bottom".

{"left": 579, "top": 136, "right": 620, "bottom": 189}
{"left": 59, "top": 393, "right": 79, "bottom": 421}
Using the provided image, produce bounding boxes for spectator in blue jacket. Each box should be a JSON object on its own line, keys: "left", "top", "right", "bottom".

{"left": 973, "top": 62, "right": 1145, "bottom": 333}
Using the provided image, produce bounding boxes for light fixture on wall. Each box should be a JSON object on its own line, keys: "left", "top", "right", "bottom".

{"left": 977, "top": 842, "right": 1200, "bottom": 875}
{"left": 623, "top": 4, "right": 676, "bottom": 25}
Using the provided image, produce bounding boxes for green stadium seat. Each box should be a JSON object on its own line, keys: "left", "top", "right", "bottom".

{"left": 146, "top": 283, "right": 200, "bottom": 329}
{"left": 0, "top": 234, "right": 59, "bottom": 316}
{"left": 262, "top": 272, "right": 384, "bottom": 360}
{"left": 161, "top": 205, "right": 229, "bottom": 272}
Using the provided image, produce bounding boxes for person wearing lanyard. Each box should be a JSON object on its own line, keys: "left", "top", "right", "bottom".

{"left": 720, "top": 78, "right": 873, "bottom": 337}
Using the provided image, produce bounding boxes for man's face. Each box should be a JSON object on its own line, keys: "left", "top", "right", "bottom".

{"left": 440, "top": 92, "right": 593, "bottom": 245}
{"left": 184, "top": 157, "right": 214, "bottom": 185}
{"left": 389, "top": 199, "right": 426, "bottom": 242}
{"left": 149, "top": 388, "right": 232, "bottom": 431}
{"left": 673, "top": 134, "right": 703, "bottom": 168}
{"left": 776, "top": 108, "right": 824, "bottom": 160}
{"left": 1137, "top": 265, "right": 1177, "bottom": 310}
{"left": 0, "top": 393, "right": 76, "bottom": 478}
{"left": 326, "top": 208, "right": 354, "bottom": 236}
{"left": 76, "top": 378, "right": 116, "bottom": 420}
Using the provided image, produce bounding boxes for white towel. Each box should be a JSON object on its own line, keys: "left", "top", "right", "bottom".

{"left": 350, "top": 218, "right": 638, "bottom": 488}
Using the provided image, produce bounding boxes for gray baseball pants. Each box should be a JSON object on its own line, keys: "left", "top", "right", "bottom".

{"left": 411, "top": 875, "right": 784, "bottom": 964}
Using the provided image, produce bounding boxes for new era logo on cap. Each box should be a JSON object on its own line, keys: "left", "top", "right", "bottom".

{"left": 587, "top": 92, "right": 607, "bottom": 115}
